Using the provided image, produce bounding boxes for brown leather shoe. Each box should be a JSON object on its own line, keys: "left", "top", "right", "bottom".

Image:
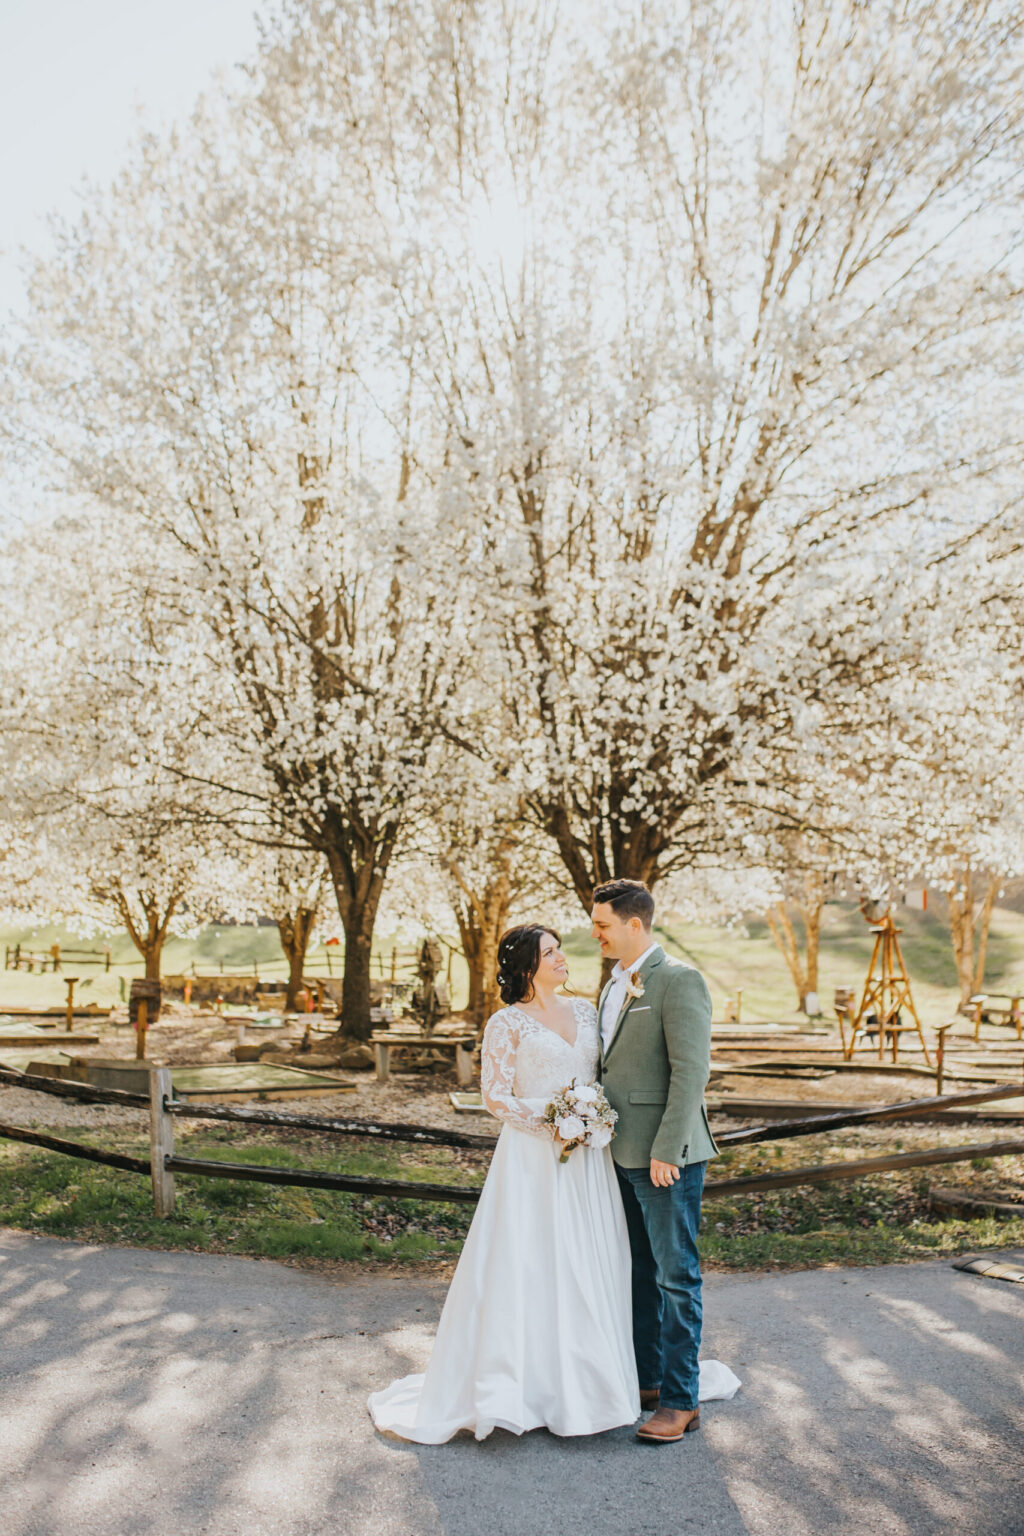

{"left": 636, "top": 1407, "right": 700, "bottom": 1442}
{"left": 639, "top": 1387, "right": 661, "bottom": 1410}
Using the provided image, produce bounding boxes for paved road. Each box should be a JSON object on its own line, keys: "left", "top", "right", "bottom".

{"left": 1, "top": 1229, "right": 1021, "bottom": 1536}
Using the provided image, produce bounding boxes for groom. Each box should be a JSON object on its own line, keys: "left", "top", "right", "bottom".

{"left": 593, "top": 878, "right": 717, "bottom": 1444}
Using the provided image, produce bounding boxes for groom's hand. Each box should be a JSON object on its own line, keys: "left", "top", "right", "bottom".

{"left": 650, "top": 1159, "right": 680, "bottom": 1188}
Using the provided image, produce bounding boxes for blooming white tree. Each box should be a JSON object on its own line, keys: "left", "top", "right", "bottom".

{"left": 4, "top": 0, "right": 1023, "bottom": 1030}
{"left": 430, "top": 774, "right": 577, "bottom": 1029}
{"left": 240, "top": 846, "right": 328, "bottom": 1011}
{"left": 3, "top": 14, "right": 475, "bottom": 1037}
{"left": 365, "top": 0, "right": 1024, "bottom": 907}
{"left": 0, "top": 515, "right": 242, "bottom": 979}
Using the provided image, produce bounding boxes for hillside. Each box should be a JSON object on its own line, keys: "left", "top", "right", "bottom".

{"left": 3, "top": 901, "right": 1021, "bottom": 1023}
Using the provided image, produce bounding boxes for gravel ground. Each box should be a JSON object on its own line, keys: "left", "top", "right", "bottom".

{"left": 0, "top": 1087, "right": 149, "bottom": 1132}
{"left": 0, "top": 1077, "right": 476, "bottom": 1134}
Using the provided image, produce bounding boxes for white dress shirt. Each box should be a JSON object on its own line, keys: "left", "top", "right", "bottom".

{"left": 600, "top": 943, "right": 659, "bottom": 1053}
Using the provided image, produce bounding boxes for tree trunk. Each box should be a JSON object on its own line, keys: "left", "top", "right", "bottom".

{"left": 947, "top": 868, "right": 978, "bottom": 1006}
{"left": 143, "top": 938, "right": 164, "bottom": 982}
{"left": 766, "top": 873, "right": 824, "bottom": 1012}
{"left": 278, "top": 905, "right": 317, "bottom": 1011}
{"left": 324, "top": 836, "right": 391, "bottom": 1042}
{"left": 947, "top": 868, "right": 1000, "bottom": 1005}
{"left": 444, "top": 837, "right": 516, "bottom": 1038}
{"left": 107, "top": 886, "right": 179, "bottom": 986}
{"left": 972, "top": 874, "right": 1000, "bottom": 995}
{"left": 766, "top": 902, "right": 807, "bottom": 1008}
{"left": 539, "top": 800, "right": 662, "bottom": 918}
{"left": 339, "top": 911, "right": 375, "bottom": 1041}
{"left": 797, "top": 872, "right": 824, "bottom": 1002}
{"left": 453, "top": 880, "right": 511, "bottom": 1041}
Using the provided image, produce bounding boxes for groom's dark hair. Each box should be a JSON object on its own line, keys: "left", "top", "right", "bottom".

{"left": 592, "top": 878, "right": 655, "bottom": 930}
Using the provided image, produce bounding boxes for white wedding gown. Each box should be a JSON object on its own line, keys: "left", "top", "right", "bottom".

{"left": 367, "top": 998, "right": 739, "bottom": 1443}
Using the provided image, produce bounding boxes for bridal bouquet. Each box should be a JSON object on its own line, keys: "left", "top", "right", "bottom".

{"left": 544, "top": 1081, "right": 618, "bottom": 1163}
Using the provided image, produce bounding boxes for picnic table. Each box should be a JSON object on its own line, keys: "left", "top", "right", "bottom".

{"left": 966, "top": 993, "right": 1022, "bottom": 1040}
{"left": 371, "top": 1028, "right": 476, "bottom": 1087}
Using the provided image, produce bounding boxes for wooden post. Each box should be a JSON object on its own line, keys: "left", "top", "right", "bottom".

{"left": 935, "top": 1022, "right": 954, "bottom": 1095}
{"left": 375, "top": 1040, "right": 391, "bottom": 1083}
{"left": 736, "top": 988, "right": 743, "bottom": 1027}
{"left": 973, "top": 999, "right": 983, "bottom": 1042}
{"left": 136, "top": 998, "right": 148, "bottom": 1060}
{"left": 455, "top": 1042, "right": 474, "bottom": 1088}
{"left": 149, "top": 1066, "right": 176, "bottom": 1217}
{"left": 51, "top": 943, "right": 61, "bottom": 973}
{"left": 65, "top": 976, "right": 77, "bottom": 1032}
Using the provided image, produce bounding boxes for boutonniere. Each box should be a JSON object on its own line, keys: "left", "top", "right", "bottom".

{"left": 624, "top": 969, "right": 645, "bottom": 1000}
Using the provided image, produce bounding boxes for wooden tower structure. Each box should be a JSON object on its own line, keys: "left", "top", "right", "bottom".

{"left": 845, "top": 908, "right": 932, "bottom": 1066}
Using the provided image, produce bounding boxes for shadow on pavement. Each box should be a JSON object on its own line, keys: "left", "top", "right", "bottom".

{"left": 1, "top": 1230, "right": 1022, "bottom": 1536}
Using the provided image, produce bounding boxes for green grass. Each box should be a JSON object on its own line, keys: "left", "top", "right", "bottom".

{"left": 2, "top": 1123, "right": 1022, "bottom": 1273}
{"left": 701, "top": 1157, "right": 1024, "bottom": 1269}
{"left": 0, "top": 1128, "right": 482, "bottom": 1264}
{"left": 701, "top": 1217, "right": 1024, "bottom": 1270}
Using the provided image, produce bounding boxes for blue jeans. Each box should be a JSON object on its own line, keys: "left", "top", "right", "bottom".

{"left": 615, "top": 1161, "right": 706, "bottom": 1413}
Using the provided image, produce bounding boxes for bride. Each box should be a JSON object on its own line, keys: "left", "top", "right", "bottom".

{"left": 368, "top": 924, "right": 736, "bottom": 1443}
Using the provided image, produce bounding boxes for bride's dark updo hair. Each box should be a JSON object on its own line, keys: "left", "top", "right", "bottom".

{"left": 497, "top": 925, "right": 560, "bottom": 1006}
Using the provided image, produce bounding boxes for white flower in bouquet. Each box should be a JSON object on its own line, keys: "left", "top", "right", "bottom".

{"left": 545, "top": 1080, "right": 618, "bottom": 1163}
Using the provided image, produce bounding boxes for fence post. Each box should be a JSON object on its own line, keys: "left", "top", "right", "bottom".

{"left": 64, "top": 976, "right": 77, "bottom": 1032}
{"left": 149, "top": 1066, "right": 176, "bottom": 1217}
{"left": 934, "top": 1022, "right": 954, "bottom": 1094}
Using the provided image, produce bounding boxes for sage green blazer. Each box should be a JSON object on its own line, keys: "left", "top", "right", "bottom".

{"left": 597, "top": 945, "right": 718, "bottom": 1170}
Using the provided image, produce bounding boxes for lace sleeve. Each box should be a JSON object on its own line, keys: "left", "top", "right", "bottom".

{"left": 480, "top": 1010, "right": 553, "bottom": 1139}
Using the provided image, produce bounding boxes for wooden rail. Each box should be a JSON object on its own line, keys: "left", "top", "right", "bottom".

{"left": 0, "top": 1065, "right": 149, "bottom": 1108}
{"left": 0, "top": 1121, "right": 151, "bottom": 1175}
{"left": 4, "top": 943, "right": 111, "bottom": 972}
{"left": 167, "top": 1098, "right": 498, "bottom": 1150}
{"left": 164, "top": 1155, "right": 481, "bottom": 1202}
{"left": 716, "top": 1082, "right": 1024, "bottom": 1146}
{"left": 2, "top": 1065, "right": 1023, "bottom": 1222}
{"left": 706, "top": 1137, "right": 1024, "bottom": 1198}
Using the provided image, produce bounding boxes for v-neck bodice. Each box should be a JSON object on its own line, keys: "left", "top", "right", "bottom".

{"left": 480, "top": 998, "right": 600, "bottom": 1137}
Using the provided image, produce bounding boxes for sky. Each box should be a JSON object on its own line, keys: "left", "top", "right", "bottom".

{"left": 0, "top": 0, "right": 266, "bottom": 321}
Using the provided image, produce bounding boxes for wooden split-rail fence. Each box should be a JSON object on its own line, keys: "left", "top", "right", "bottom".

{"left": 1, "top": 1065, "right": 1023, "bottom": 1222}
{"left": 4, "top": 942, "right": 112, "bottom": 973}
